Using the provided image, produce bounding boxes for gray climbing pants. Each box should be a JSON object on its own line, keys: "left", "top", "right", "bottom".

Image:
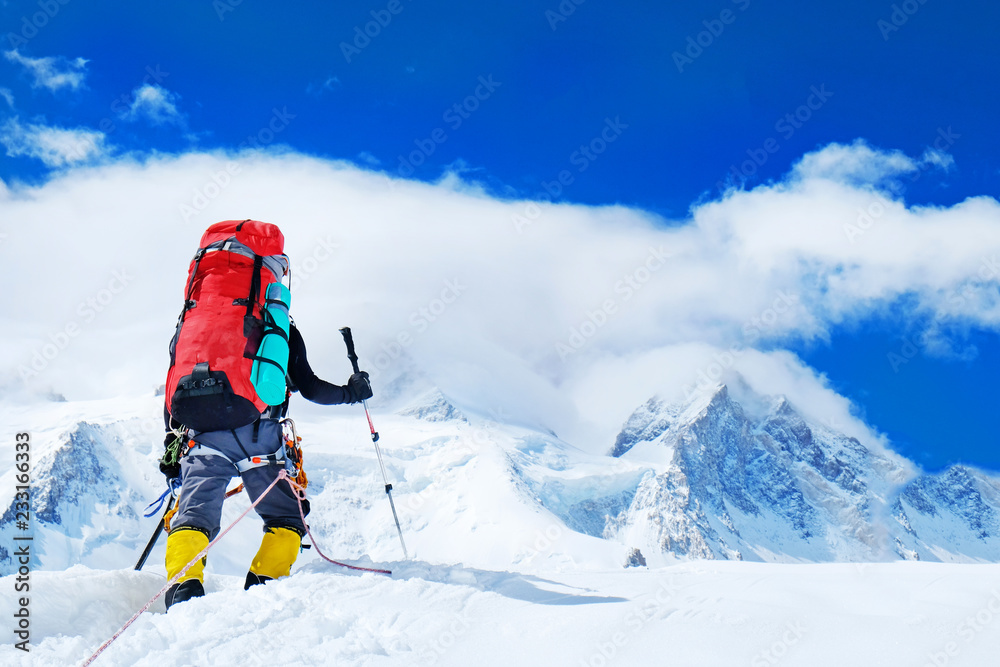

{"left": 171, "top": 418, "right": 306, "bottom": 539}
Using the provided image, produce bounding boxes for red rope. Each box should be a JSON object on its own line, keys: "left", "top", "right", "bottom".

{"left": 83, "top": 469, "right": 391, "bottom": 665}
{"left": 285, "top": 474, "right": 393, "bottom": 576}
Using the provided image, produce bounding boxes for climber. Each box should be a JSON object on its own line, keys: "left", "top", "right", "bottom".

{"left": 159, "top": 220, "right": 372, "bottom": 609}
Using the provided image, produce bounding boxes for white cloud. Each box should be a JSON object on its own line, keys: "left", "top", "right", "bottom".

{"left": 306, "top": 76, "right": 341, "bottom": 96}
{"left": 356, "top": 151, "right": 381, "bottom": 167}
{"left": 0, "top": 117, "right": 107, "bottom": 167}
{"left": 0, "top": 142, "right": 997, "bottom": 457}
{"left": 0, "top": 87, "right": 13, "bottom": 108}
{"left": 792, "top": 139, "right": 918, "bottom": 184}
{"left": 4, "top": 50, "right": 88, "bottom": 92}
{"left": 120, "top": 84, "right": 183, "bottom": 126}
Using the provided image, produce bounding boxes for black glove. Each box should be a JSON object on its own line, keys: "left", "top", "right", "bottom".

{"left": 159, "top": 459, "right": 181, "bottom": 479}
{"left": 346, "top": 371, "right": 373, "bottom": 404}
{"left": 159, "top": 433, "right": 182, "bottom": 479}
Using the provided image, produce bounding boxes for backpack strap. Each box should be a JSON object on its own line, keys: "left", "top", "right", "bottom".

{"left": 246, "top": 255, "right": 263, "bottom": 321}
{"left": 228, "top": 427, "right": 252, "bottom": 460}
{"left": 179, "top": 248, "right": 207, "bottom": 322}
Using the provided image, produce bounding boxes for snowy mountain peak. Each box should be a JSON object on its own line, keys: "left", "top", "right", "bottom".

{"left": 396, "top": 388, "right": 468, "bottom": 424}
{"left": 1, "top": 418, "right": 156, "bottom": 574}
{"left": 609, "top": 383, "right": 731, "bottom": 458}
{"left": 605, "top": 384, "right": 1000, "bottom": 562}
{"left": 892, "top": 464, "right": 1000, "bottom": 561}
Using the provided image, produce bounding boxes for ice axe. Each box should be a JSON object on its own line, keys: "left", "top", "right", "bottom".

{"left": 339, "top": 326, "right": 409, "bottom": 559}
{"left": 134, "top": 495, "right": 174, "bottom": 571}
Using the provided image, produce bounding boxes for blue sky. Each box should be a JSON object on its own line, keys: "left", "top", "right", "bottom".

{"left": 2, "top": 0, "right": 999, "bottom": 471}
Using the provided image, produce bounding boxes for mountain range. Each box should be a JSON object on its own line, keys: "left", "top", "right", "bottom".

{"left": 3, "top": 376, "right": 999, "bottom": 578}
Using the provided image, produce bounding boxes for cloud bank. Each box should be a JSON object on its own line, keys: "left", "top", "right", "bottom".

{"left": 2, "top": 141, "right": 997, "bottom": 456}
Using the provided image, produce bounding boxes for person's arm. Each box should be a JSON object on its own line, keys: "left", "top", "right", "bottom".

{"left": 287, "top": 322, "right": 371, "bottom": 405}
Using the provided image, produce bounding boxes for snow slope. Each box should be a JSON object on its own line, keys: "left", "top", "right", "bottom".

{"left": 4, "top": 383, "right": 1000, "bottom": 665}
{"left": 4, "top": 562, "right": 1000, "bottom": 666}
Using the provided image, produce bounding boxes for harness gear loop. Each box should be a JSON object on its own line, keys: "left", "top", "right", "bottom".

{"left": 281, "top": 417, "right": 308, "bottom": 489}
{"left": 160, "top": 426, "right": 189, "bottom": 469}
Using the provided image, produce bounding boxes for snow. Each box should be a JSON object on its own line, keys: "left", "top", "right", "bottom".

{"left": 4, "top": 562, "right": 1000, "bottom": 666}
{"left": 4, "top": 387, "right": 1000, "bottom": 665}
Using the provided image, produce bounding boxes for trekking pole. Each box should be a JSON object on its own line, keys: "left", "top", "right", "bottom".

{"left": 134, "top": 496, "right": 174, "bottom": 571}
{"left": 339, "top": 326, "right": 409, "bottom": 559}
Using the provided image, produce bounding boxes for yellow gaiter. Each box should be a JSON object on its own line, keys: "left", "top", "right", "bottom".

{"left": 249, "top": 527, "right": 301, "bottom": 579}
{"left": 165, "top": 527, "right": 210, "bottom": 583}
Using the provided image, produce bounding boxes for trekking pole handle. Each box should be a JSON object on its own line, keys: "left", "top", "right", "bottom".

{"left": 339, "top": 327, "right": 361, "bottom": 374}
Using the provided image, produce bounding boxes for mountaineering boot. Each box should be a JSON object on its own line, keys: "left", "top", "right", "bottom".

{"left": 247, "top": 526, "right": 301, "bottom": 584}
{"left": 244, "top": 571, "right": 273, "bottom": 590}
{"left": 164, "top": 527, "right": 210, "bottom": 609}
{"left": 165, "top": 579, "right": 205, "bottom": 609}
{"left": 165, "top": 527, "right": 210, "bottom": 582}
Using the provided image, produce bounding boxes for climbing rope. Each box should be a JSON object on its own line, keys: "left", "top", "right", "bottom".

{"left": 284, "top": 474, "right": 393, "bottom": 576}
{"left": 83, "top": 469, "right": 392, "bottom": 666}
{"left": 82, "top": 471, "right": 286, "bottom": 666}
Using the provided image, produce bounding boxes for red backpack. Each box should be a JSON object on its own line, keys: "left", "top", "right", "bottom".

{"left": 165, "top": 220, "right": 289, "bottom": 431}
